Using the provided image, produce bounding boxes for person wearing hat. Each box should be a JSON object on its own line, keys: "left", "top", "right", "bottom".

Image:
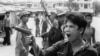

{"left": 25, "top": 12, "right": 97, "bottom": 56}
{"left": 40, "top": 12, "right": 64, "bottom": 48}
{"left": 29, "top": 11, "right": 63, "bottom": 55}
{"left": 49, "top": 12, "right": 57, "bottom": 23}
{"left": 29, "top": 12, "right": 63, "bottom": 55}
{"left": 56, "top": 10, "right": 68, "bottom": 28}
{"left": 83, "top": 13, "right": 96, "bottom": 45}
{"left": 15, "top": 12, "right": 30, "bottom": 56}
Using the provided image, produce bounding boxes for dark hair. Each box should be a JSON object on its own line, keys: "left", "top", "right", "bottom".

{"left": 65, "top": 12, "right": 87, "bottom": 34}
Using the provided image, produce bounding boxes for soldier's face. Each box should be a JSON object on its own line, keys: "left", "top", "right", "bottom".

{"left": 85, "top": 16, "right": 92, "bottom": 24}
{"left": 63, "top": 21, "right": 81, "bottom": 42}
{"left": 22, "top": 16, "right": 29, "bottom": 23}
{"left": 50, "top": 15, "right": 56, "bottom": 22}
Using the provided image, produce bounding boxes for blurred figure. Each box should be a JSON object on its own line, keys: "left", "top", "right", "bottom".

{"left": 3, "top": 11, "right": 12, "bottom": 45}
{"left": 49, "top": 12, "right": 57, "bottom": 23}
{"left": 27, "top": 13, "right": 36, "bottom": 36}
{"left": 57, "top": 10, "right": 67, "bottom": 27}
{"left": 83, "top": 13, "right": 96, "bottom": 45}
{"left": 15, "top": 12, "right": 30, "bottom": 56}
{"left": 34, "top": 13, "right": 40, "bottom": 37}
{"left": 40, "top": 13, "right": 48, "bottom": 34}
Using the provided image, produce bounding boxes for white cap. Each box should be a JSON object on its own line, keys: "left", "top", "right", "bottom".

{"left": 56, "top": 7, "right": 69, "bottom": 16}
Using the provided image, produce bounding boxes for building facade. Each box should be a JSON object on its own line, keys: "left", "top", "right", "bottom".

{"left": 72, "top": 0, "right": 94, "bottom": 13}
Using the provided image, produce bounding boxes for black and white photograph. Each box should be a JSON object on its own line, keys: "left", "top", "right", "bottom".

{"left": 0, "top": 0, "right": 100, "bottom": 56}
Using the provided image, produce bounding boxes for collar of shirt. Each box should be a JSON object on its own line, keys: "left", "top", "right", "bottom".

{"left": 73, "top": 40, "right": 90, "bottom": 55}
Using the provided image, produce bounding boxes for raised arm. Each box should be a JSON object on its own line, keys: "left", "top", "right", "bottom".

{"left": 31, "top": 36, "right": 63, "bottom": 56}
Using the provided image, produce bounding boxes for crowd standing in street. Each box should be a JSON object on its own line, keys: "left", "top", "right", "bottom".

{"left": 0, "top": 5, "right": 99, "bottom": 56}
{"left": 25, "top": 12, "right": 98, "bottom": 56}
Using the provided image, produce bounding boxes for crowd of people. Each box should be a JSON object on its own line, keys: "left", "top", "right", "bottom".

{"left": 0, "top": 9, "right": 100, "bottom": 56}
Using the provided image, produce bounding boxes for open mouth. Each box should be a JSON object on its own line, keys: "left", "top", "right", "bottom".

{"left": 67, "top": 34, "right": 70, "bottom": 37}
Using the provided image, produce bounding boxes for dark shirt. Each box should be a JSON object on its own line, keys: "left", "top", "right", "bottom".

{"left": 29, "top": 27, "right": 63, "bottom": 55}
{"left": 32, "top": 40, "right": 98, "bottom": 56}
{"left": 41, "top": 27, "right": 63, "bottom": 49}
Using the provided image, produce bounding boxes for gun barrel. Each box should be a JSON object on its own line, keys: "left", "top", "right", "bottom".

{"left": 14, "top": 27, "right": 31, "bottom": 35}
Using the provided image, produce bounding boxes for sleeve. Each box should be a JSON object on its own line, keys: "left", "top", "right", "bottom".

{"left": 41, "top": 32, "right": 49, "bottom": 38}
{"left": 32, "top": 40, "right": 63, "bottom": 56}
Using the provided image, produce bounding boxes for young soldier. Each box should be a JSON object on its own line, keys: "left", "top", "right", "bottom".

{"left": 15, "top": 12, "right": 30, "bottom": 56}
{"left": 26, "top": 12, "right": 97, "bottom": 56}
{"left": 83, "top": 13, "right": 96, "bottom": 45}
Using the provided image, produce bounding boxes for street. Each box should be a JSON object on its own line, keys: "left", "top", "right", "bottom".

{"left": 0, "top": 16, "right": 100, "bottom": 56}
{"left": 0, "top": 30, "right": 16, "bottom": 56}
